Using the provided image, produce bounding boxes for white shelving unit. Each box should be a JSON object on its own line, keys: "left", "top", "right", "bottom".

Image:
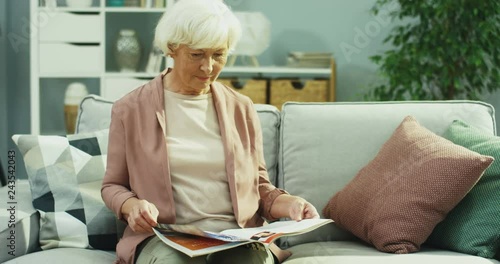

{"left": 30, "top": 0, "right": 335, "bottom": 135}
{"left": 30, "top": 0, "right": 174, "bottom": 135}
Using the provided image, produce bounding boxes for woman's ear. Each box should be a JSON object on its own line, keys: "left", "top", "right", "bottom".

{"left": 167, "top": 44, "right": 175, "bottom": 57}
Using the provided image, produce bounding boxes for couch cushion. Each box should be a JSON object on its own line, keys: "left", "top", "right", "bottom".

{"left": 3, "top": 248, "right": 116, "bottom": 264}
{"left": 252, "top": 104, "right": 281, "bottom": 185}
{"left": 12, "top": 130, "right": 126, "bottom": 251}
{"left": 425, "top": 120, "right": 500, "bottom": 258}
{"left": 277, "top": 101, "right": 496, "bottom": 248}
{"left": 322, "top": 116, "right": 493, "bottom": 253}
{"left": 76, "top": 95, "right": 113, "bottom": 134}
{"left": 283, "top": 241, "right": 500, "bottom": 264}
{"left": 0, "top": 180, "right": 39, "bottom": 263}
{"left": 76, "top": 94, "right": 281, "bottom": 185}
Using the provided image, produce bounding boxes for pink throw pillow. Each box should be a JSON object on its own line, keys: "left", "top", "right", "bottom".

{"left": 323, "top": 116, "right": 493, "bottom": 253}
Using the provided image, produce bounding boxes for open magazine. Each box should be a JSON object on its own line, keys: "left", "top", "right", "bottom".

{"left": 152, "top": 218, "right": 333, "bottom": 257}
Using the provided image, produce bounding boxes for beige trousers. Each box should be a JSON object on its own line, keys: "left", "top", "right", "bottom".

{"left": 135, "top": 236, "right": 276, "bottom": 264}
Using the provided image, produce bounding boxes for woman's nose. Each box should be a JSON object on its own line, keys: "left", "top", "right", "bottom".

{"left": 200, "top": 57, "right": 214, "bottom": 74}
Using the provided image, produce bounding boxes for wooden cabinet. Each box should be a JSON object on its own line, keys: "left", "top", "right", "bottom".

{"left": 269, "top": 79, "right": 330, "bottom": 110}
{"left": 217, "top": 78, "right": 268, "bottom": 104}
{"left": 219, "top": 60, "right": 336, "bottom": 110}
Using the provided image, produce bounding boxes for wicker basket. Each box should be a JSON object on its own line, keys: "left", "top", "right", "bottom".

{"left": 270, "top": 78, "right": 329, "bottom": 109}
{"left": 217, "top": 78, "right": 268, "bottom": 104}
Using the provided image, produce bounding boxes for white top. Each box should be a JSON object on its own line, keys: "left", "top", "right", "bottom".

{"left": 164, "top": 89, "right": 239, "bottom": 232}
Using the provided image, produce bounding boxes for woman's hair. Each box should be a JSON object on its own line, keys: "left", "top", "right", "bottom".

{"left": 154, "top": 0, "right": 242, "bottom": 55}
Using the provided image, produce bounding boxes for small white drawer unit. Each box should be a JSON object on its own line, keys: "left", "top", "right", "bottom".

{"left": 39, "top": 11, "right": 101, "bottom": 43}
{"left": 37, "top": 11, "right": 102, "bottom": 76}
{"left": 39, "top": 43, "right": 102, "bottom": 75}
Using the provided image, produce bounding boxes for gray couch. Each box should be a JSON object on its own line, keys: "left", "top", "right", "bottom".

{"left": 1, "top": 95, "right": 499, "bottom": 264}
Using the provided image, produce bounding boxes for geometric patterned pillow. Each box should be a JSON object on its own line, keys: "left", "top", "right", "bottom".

{"left": 12, "top": 129, "right": 125, "bottom": 251}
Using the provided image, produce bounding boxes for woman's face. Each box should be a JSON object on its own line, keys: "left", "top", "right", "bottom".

{"left": 169, "top": 44, "right": 228, "bottom": 94}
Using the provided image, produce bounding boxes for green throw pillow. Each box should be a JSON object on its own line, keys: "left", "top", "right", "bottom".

{"left": 426, "top": 120, "right": 500, "bottom": 258}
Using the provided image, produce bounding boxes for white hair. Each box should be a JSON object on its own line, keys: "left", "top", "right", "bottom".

{"left": 154, "top": 0, "right": 242, "bottom": 55}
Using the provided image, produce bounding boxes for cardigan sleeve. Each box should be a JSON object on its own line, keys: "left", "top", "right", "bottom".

{"left": 101, "top": 104, "right": 137, "bottom": 221}
{"left": 249, "top": 105, "right": 289, "bottom": 221}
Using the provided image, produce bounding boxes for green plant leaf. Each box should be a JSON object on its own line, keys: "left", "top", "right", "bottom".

{"left": 366, "top": 0, "right": 500, "bottom": 101}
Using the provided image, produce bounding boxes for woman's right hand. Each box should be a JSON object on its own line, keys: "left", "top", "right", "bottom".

{"left": 121, "top": 197, "right": 159, "bottom": 233}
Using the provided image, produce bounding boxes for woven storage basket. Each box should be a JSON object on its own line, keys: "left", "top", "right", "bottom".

{"left": 218, "top": 78, "right": 268, "bottom": 104}
{"left": 270, "top": 78, "right": 329, "bottom": 109}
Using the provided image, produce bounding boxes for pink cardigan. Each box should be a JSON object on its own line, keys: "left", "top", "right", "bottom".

{"left": 101, "top": 70, "right": 286, "bottom": 264}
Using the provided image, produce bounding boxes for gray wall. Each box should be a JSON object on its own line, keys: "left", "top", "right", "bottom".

{"left": 2, "top": 0, "right": 31, "bottom": 181}
{"left": 1, "top": 0, "right": 499, "bottom": 181}
{"left": 0, "top": 0, "right": 7, "bottom": 182}
{"left": 484, "top": 91, "right": 500, "bottom": 134}
{"left": 228, "top": 0, "right": 500, "bottom": 129}
{"left": 229, "top": 0, "right": 395, "bottom": 101}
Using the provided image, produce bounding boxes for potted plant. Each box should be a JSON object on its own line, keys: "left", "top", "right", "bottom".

{"left": 367, "top": 0, "right": 499, "bottom": 101}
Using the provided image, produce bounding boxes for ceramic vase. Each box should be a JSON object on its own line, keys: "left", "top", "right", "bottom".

{"left": 114, "top": 29, "right": 141, "bottom": 72}
{"left": 64, "top": 82, "right": 88, "bottom": 134}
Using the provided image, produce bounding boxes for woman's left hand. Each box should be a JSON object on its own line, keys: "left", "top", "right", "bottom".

{"left": 271, "top": 194, "right": 320, "bottom": 220}
{"left": 288, "top": 197, "right": 320, "bottom": 220}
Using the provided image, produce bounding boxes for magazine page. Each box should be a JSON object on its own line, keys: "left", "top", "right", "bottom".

{"left": 156, "top": 223, "right": 248, "bottom": 242}
{"left": 219, "top": 219, "right": 333, "bottom": 244}
{"left": 152, "top": 228, "right": 256, "bottom": 257}
{"left": 152, "top": 218, "right": 333, "bottom": 257}
{"left": 156, "top": 223, "right": 207, "bottom": 237}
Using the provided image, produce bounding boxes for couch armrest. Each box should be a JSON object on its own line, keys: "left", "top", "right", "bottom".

{"left": 0, "top": 180, "right": 40, "bottom": 263}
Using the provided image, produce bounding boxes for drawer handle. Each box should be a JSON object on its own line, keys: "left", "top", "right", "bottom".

{"left": 67, "top": 43, "right": 100, "bottom": 46}
{"left": 231, "top": 80, "right": 245, "bottom": 89}
{"left": 291, "top": 80, "right": 304, "bottom": 89}
{"left": 228, "top": 78, "right": 267, "bottom": 89}
{"left": 67, "top": 12, "right": 100, "bottom": 15}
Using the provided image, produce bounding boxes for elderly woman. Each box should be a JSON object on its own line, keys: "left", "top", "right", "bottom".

{"left": 101, "top": 0, "right": 319, "bottom": 263}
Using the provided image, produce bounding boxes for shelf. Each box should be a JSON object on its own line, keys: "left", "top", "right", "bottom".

{"left": 222, "top": 66, "right": 331, "bottom": 75}
{"left": 105, "top": 72, "right": 159, "bottom": 78}
{"left": 40, "top": 72, "right": 157, "bottom": 79}
{"left": 104, "top": 7, "right": 166, "bottom": 13}
{"left": 104, "top": 67, "right": 331, "bottom": 78}
{"left": 37, "top": 7, "right": 166, "bottom": 13}
{"left": 105, "top": 12, "right": 164, "bottom": 73}
{"left": 39, "top": 78, "right": 100, "bottom": 135}
{"left": 38, "top": 7, "right": 102, "bottom": 12}
{"left": 39, "top": 72, "right": 102, "bottom": 78}
{"left": 105, "top": 67, "right": 331, "bottom": 76}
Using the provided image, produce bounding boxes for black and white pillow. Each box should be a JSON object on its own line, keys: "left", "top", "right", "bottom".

{"left": 12, "top": 129, "right": 125, "bottom": 250}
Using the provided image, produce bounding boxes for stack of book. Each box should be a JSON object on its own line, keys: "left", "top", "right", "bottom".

{"left": 286, "top": 52, "right": 332, "bottom": 68}
{"left": 145, "top": 46, "right": 164, "bottom": 73}
{"left": 139, "top": 0, "right": 165, "bottom": 8}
